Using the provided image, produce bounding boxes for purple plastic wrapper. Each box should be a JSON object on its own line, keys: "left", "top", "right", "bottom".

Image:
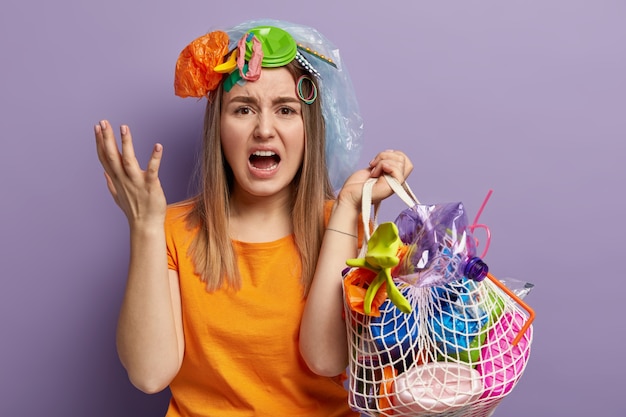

{"left": 393, "top": 202, "right": 479, "bottom": 288}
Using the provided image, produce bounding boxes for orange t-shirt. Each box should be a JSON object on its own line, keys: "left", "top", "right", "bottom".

{"left": 164, "top": 202, "right": 358, "bottom": 417}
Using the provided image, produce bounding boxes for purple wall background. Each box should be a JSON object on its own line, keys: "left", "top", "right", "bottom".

{"left": 1, "top": 1, "right": 624, "bottom": 415}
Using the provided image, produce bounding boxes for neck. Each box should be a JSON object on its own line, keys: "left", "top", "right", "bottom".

{"left": 228, "top": 188, "right": 294, "bottom": 243}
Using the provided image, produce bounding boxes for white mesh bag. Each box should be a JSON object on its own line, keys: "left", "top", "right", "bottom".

{"left": 343, "top": 176, "right": 534, "bottom": 417}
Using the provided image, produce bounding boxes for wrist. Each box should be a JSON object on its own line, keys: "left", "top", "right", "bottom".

{"left": 129, "top": 217, "right": 165, "bottom": 236}
{"left": 333, "top": 193, "right": 360, "bottom": 214}
{"left": 327, "top": 200, "right": 360, "bottom": 235}
{"left": 330, "top": 198, "right": 359, "bottom": 219}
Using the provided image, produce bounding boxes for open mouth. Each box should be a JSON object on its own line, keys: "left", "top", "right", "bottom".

{"left": 249, "top": 150, "right": 280, "bottom": 171}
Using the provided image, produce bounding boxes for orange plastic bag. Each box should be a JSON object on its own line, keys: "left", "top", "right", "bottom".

{"left": 174, "top": 31, "right": 229, "bottom": 98}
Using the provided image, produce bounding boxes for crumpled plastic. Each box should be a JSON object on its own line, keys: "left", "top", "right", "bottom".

{"left": 430, "top": 279, "right": 491, "bottom": 359}
{"left": 343, "top": 267, "right": 388, "bottom": 317}
{"left": 393, "top": 202, "right": 479, "bottom": 288}
{"left": 369, "top": 286, "right": 419, "bottom": 365}
{"left": 174, "top": 31, "right": 229, "bottom": 98}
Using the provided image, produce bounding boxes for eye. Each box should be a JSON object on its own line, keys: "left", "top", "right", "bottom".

{"left": 234, "top": 106, "right": 253, "bottom": 115}
{"left": 279, "top": 106, "right": 297, "bottom": 116}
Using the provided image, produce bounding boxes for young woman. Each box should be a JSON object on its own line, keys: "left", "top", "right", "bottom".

{"left": 95, "top": 20, "right": 413, "bottom": 416}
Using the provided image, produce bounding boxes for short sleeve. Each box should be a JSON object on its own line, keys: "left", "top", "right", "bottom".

{"left": 164, "top": 203, "right": 195, "bottom": 271}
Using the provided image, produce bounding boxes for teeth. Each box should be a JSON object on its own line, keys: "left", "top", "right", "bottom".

{"left": 255, "top": 164, "right": 278, "bottom": 171}
{"left": 252, "top": 150, "right": 276, "bottom": 157}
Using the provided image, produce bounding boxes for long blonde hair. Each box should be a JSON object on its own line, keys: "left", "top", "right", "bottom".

{"left": 185, "top": 61, "right": 334, "bottom": 294}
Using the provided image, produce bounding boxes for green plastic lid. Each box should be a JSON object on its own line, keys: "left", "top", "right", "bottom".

{"left": 245, "top": 26, "right": 297, "bottom": 67}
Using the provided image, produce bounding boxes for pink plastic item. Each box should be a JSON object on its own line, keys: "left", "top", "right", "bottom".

{"left": 477, "top": 311, "right": 532, "bottom": 398}
{"left": 391, "top": 362, "right": 484, "bottom": 414}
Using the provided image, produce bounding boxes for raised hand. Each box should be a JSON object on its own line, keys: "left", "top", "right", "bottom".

{"left": 95, "top": 120, "right": 167, "bottom": 228}
{"left": 338, "top": 149, "right": 414, "bottom": 209}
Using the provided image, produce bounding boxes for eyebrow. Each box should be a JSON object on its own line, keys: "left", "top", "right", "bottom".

{"left": 227, "top": 95, "right": 301, "bottom": 106}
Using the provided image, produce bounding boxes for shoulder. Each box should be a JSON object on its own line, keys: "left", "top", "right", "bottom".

{"left": 167, "top": 200, "right": 194, "bottom": 220}
{"left": 165, "top": 199, "right": 197, "bottom": 235}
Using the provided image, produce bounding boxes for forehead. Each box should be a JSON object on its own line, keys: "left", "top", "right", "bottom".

{"left": 223, "top": 67, "right": 297, "bottom": 100}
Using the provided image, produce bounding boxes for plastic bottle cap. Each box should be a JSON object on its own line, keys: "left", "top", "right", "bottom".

{"left": 464, "top": 257, "right": 489, "bottom": 282}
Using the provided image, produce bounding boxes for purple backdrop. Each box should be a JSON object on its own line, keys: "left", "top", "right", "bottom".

{"left": 1, "top": 1, "right": 624, "bottom": 416}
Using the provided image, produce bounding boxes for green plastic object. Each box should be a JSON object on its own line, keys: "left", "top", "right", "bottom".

{"left": 245, "top": 26, "right": 297, "bottom": 67}
{"left": 347, "top": 222, "right": 412, "bottom": 315}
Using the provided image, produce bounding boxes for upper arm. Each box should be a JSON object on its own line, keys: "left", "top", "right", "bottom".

{"left": 169, "top": 269, "right": 185, "bottom": 369}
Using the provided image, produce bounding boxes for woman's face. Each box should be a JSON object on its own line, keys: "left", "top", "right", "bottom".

{"left": 220, "top": 67, "right": 305, "bottom": 201}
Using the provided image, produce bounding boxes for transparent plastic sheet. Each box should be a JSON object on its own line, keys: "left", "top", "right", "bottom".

{"left": 392, "top": 202, "right": 480, "bottom": 288}
{"left": 225, "top": 19, "right": 363, "bottom": 191}
{"left": 343, "top": 176, "right": 534, "bottom": 417}
{"left": 498, "top": 277, "right": 534, "bottom": 300}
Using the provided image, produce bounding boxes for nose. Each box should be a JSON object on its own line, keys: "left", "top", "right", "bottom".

{"left": 253, "top": 113, "right": 276, "bottom": 140}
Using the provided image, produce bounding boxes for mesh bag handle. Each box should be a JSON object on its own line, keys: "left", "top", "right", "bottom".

{"left": 360, "top": 175, "right": 420, "bottom": 243}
